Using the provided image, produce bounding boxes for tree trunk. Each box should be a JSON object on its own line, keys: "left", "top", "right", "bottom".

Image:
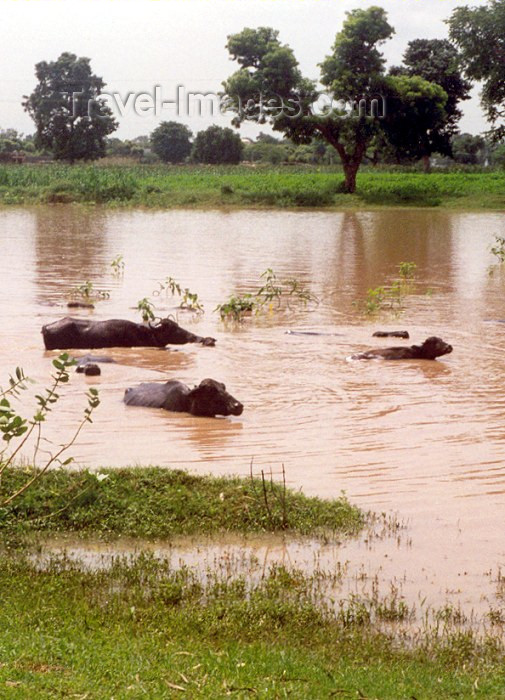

{"left": 422, "top": 154, "right": 431, "bottom": 173}
{"left": 317, "top": 126, "right": 365, "bottom": 194}
{"left": 343, "top": 162, "right": 359, "bottom": 193}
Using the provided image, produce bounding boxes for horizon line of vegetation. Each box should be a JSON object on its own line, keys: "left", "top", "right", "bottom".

{"left": 3, "top": 0, "right": 503, "bottom": 196}
{"left": 0, "top": 163, "right": 504, "bottom": 209}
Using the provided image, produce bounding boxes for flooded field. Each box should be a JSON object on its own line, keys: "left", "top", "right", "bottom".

{"left": 2, "top": 205, "right": 505, "bottom": 616}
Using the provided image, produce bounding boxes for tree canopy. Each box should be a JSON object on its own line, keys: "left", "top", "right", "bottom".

{"left": 150, "top": 121, "right": 192, "bottom": 163}
{"left": 223, "top": 8, "right": 459, "bottom": 191}
{"left": 448, "top": 0, "right": 505, "bottom": 141}
{"left": 23, "top": 52, "right": 117, "bottom": 162}
{"left": 389, "top": 38, "right": 471, "bottom": 165}
{"left": 382, "top": 75, "right": 448, "bottom": 170}
{"left": 191, "top": 125, "right": 243, "bottom": 164}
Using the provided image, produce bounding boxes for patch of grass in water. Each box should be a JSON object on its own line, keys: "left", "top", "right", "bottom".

{"left": 0, "top": 466, "right": 364, "bottom": 539}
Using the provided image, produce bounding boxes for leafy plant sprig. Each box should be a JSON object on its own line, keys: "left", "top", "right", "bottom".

{"left": 0, "top": 367, "right": 31, "bottom": 401}
{"left": 69, "top": 280, "right": 110, "bottom": 302}
{"left": 357, "top": 262, "right": 418, "bottom": 316}
{"left": 0, "top": 354, "right": 100, "bottom": 506}
{"left": 180, "top": 289, "right": 204, "bottom": 314}
{"left": 152, "top": 276, "right": 182, "bottom": 298}
{"left": 398, "top": 261, "right": 417, "bottom": 280}
{"left": 151, "top": 276, "right": 204, "bottom": 314}
{"left": 110, "top": 254, "right": 125, "bottom": 276}
{"left": 215, "top": 294, "right": 256, "bottom": 322}
{"left": 136, "top": 297, "right": 156, "bottom": 323}
{"left": 490, "top": 236, "right": 505, "bottom": 263}
{"left": 215, "top": 268, "right": 319, "bottom": 321}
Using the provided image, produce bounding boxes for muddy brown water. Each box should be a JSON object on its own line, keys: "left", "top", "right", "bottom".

{"left": 2, "top": 206, "right": 505, "bottom": 618}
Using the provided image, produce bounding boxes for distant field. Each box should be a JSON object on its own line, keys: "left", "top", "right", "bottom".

{"left": 0, "top": 163, "right": 503, "bottom": 209}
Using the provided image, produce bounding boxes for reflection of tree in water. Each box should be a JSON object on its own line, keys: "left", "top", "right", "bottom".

{"left": 33, "top": 207, "right": 109, "bottom": 304}
{"left": 320, "top": 210, "right": 456, "bottom": 317}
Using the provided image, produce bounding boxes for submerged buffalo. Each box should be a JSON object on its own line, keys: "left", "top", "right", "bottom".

{"left": 372, "top": 330, "right": 409, "bottom": 339}
{"left": 77, "top": 363, "right": 101, "bottom": 376}
{"left": 67, "top": 301, "right": 95, "bottom": 309}
{"left": 349, "top": 336, "right": 453, "bottom": 361}
{"left": 75, "top": 355, "right": 116, "bottom": 376}
{"left": 124, "top": 378, "right": 243, "bottom": 417}
{"left": 42, "top": 317, "right": 216, "bottom": 350}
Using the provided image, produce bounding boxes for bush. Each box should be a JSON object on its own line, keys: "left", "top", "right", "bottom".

{"left": 150, "top": 121, "right": 192, "bottom": 163}
{"left": 192, "top": 126, "right": 243, "bottom": 164}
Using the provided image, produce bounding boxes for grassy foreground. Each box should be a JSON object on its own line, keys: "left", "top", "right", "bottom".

{"left": 0, "top": 553, "right": 504, "bottom": 698}
{"left": 0, "top": 466, "right": 364, "bottom": 538}
{"left": 0, "top": 163, "right": 504, "bottom": 209}
{"left": 1, "top": 467, "right": 505, "bottom": 698}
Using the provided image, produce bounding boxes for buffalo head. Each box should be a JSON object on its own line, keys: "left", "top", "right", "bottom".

{"left": 149, "top": 318, "right": 216, "bottom": 347}
{"left": 418, "top": 336, "right": 453, "bottom": 360}
{"left": 188, "top": 378, "right": 243, "bottom": 417}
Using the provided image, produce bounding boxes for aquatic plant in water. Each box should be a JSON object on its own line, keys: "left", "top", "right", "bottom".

{"left": 110, "top": 254, "right": 125, "bottom": 276}
{"left": 136, "top": 297, "right": 156, "bottom": 323}
{"left": 358, "top": 262, "right": 418, "bottom": 316}
{"left": 152, "top": 276, "right": 204, "bottom": 314}
{"left": 68, "top": 280, "right": 110, "bottom": 302}
{"left": 490, "top": 236, "right": 505, "bottom": 263}
{"left": 216, "top": 268, "right": 319, "bottom": 321}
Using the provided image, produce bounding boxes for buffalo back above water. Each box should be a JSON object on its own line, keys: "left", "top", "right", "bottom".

{"left": 350, "top": 336, "right": 453, "bottom": 361}
{"left": 42, "top": 317, "right": 215, "bottom": 350}
{"left": 124, "top": 378, "right": 243, "bottom": 417}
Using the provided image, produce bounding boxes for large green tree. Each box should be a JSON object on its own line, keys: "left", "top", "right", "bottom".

{"left": 150, "top": 121, "right": 192, "bottom": 163}
{"left": 23, "top": 52, "right": 117, "bottom": 163}
{"left": 223, "top": 9, "right": 395, "bottom": 192}
{"left": 448, "top": 0, "right": 505, "bottom": 141}
{"left": 191, "top": 125, "right": 243, "bottom": 164}
{"left": 383, "top": 75, "right": 449, "bottom": 172}
{"left": 389, "top": 39, "right": 471, "bottom": 168}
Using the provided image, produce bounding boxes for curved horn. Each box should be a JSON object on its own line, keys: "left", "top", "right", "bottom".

{"left": 149, "top": 316, "right": 164, "bottom": 329}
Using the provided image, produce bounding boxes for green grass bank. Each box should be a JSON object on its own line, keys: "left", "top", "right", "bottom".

{"left": 0, "top": 163, "right": 503, "bottom": 209}
{"left": 0, "top": 466, "right": 364, "bottom": 539}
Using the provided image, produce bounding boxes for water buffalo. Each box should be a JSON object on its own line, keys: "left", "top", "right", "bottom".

{"left": 373, "top": 330, "right": 409, "bottom": 339}
{"left": 77, "top": 363, "right": 101, "bottom": 376}
{"left": 75, "top": 355, "right": 116, "bottom": 376}
{"left": 42, "top": 317, "right": 216, "bottom": 350}
{"left": 285, "top": 330, "right": 343, "bottom": 337}
{"left": 349, "top": 336, "right": 453, "bottom": 361}
{"left": 67, "top": 301, "right": 95, "bottom": 309}
{"left": 124, "top": 378, "right": 243, "bottom": 417}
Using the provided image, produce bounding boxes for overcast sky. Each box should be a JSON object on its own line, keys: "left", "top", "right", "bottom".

{"left": 1, "top": 0, "right": 486, "bottom": 140}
